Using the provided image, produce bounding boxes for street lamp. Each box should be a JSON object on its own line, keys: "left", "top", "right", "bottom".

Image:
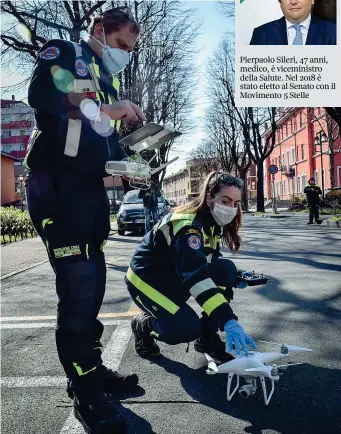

{"left": 314, "top": 131, "right": 328, "bottom": 201}
{"left": 18, "top": 175, "right": 24, "bottom": 211}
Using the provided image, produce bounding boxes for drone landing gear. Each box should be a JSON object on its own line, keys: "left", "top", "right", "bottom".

{"left": 260, "top": 377, "right": 275, "bottom": 406}
{"left": 226, "top": 374, "right": 240, "bottom": 401}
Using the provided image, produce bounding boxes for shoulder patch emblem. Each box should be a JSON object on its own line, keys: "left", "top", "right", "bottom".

{"left": 40, "top": 46, "right": 61, "bottom": 60}
{"left": 188, "top": 235, "right": 202, "bottom": 250}
{"left": 75, "top": 59, "right": 88, "bottom": 77}
{"left": 186, "top": 228, "right": 202, "bottom": 237}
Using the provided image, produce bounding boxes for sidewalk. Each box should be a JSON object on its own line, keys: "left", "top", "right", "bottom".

{"left": 1, "top": 224, "right": 119, "bottom": 278}
{"left": 1, "top": 237, "right": 47, "bottom": 277}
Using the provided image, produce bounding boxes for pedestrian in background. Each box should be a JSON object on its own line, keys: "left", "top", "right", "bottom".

{"left": 138, "top": 181, "right": 160, "bottom": 233}
{"left": 304, "top": 177, "right": 322, "bottom": 224}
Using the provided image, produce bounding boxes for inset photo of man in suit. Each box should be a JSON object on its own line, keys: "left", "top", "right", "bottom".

{"left": 250, "top": 0, "right": 337, "bottom": 45}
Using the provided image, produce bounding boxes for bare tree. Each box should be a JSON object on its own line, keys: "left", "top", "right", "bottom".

{"left": 217, "top": 0, "right": 235, "bottom": 19}
{"left": 208, "top": 34, "right": 279, "bottom": 212}
{"left": 203, "top": 34, "right": 256, "bottom": 210}
{"left": 190, "top": 140, "right": 221, "bottom": 177}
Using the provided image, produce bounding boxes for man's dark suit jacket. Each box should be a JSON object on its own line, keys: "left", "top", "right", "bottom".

{"left": 250, "top": 16, "right": 336, "bottom": 45}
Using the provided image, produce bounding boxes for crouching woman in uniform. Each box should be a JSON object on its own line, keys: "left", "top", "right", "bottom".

{"left": 125, "top": 171, "right": 256, "bottom": 360}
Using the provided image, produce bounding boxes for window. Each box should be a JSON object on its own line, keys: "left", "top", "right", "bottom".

{"left": 287, "top": 150, "right": 290, "bottom": 166}
{"left": 291, "top": 148, "right": 295, "bottom": 164}
{"left": 282, "top": 153, "right": 285, "bottom": 168}
{"left": 280, "top": 181, "right": 283, "bottom": 196}
{"left": 14, "top": 162, "right": 23, "bottom": 166}
{"left": 293, "top": 116, "right": 297, "bottom": 132}
{"left": 301, "top": 144, "right": 304, "bottom": 160}
{"left": 20, "top": 130, "right": 26, "bottom": 136}
{"left": 3, "top": 146, "right": 12, "bottom": 153}
{"left": 297, "top": 177, "right": 301, "bottom": 193}
{"left": 283, "top": 180, "right": 286, "bottom": 195}
{"left": 299, "top": 111, "right": 303, "bottom": 127}
{"left": 301, "top": 174, "right": 306, "bottom": 191}
{"left": 288, "top": 179, "right": 291, "bottom": 194}
{"left": 314, "top": 170, "right": 318, "bottom": 184}
{"left": 1, "top": 131, "right": 11, "bottom": 138}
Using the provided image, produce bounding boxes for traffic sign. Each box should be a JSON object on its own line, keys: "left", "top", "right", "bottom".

{"left": 268, "top": 165, "right": 278, "bottom": 175}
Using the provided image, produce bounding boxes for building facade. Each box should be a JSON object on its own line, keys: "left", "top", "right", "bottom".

{"left": 265, "top": 108, "right": 341, "bottom": 202}
{"left": 1, "top": 98, "right": 34, "bottom": 160}
{"left": 1, "top": 153, "right": 18, "bottom": 205}
{"left": 163, "top": 168, "right": 188, "bottom": 205}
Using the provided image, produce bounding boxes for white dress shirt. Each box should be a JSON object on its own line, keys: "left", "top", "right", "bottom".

{"left": 286, "top": 14, "right": 311, "bottom": 45}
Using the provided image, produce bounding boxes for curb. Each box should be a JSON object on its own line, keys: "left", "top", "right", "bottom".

{"left": 322, "top": 219, "right": 340, "bottom": 228}
{"left": 1, "top": 259, "right": 49, "bottom": 280}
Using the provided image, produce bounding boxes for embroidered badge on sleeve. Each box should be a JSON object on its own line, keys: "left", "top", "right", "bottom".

{"left": 40, "top": 46, "right": 61, "bottom": 60}
{"left": 188, "top": 235, "right": 202, "bottom": 250}
{"left": 75, "top": 59, "right": 88, "bottom": 77}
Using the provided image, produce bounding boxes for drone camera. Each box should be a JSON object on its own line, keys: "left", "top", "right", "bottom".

{"left": 238, "top": 385, "right": 256, "bottom": 399}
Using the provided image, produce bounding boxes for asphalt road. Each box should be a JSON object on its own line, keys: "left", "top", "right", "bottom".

{"left": 1, "top": 214, "right": 341, "bottom": 434}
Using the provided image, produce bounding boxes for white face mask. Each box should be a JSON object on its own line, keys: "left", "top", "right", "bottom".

{"left": 96, "top": 29, "right": 130, "bottom": 75}
{"left": 211, "top": 203, "right": 237, "bottom": 226}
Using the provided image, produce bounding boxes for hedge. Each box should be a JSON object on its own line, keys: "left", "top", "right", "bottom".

{"left": 0, "top": 206, "right": 37, "bottom": 244}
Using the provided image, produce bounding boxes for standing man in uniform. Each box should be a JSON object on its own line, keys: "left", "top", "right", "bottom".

{"left": 304, "top": 177, "right": 322, "bottom": 224}
{"left": 25, "top": 8, "right": 146, "bottom": 433}
{"left": 138, "top": 181, "right": 160, "bottom": 233}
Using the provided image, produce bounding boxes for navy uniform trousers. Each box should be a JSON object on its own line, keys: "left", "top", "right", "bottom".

{"left": 127, "top": 258, "right": 237, "bottom": 344}
{"left": 26, "top": 169, "right": 110, "bottom": 393}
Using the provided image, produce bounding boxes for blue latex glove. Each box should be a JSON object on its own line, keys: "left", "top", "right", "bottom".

{"left": 224, "top": 319, "right": 257, "bottom": 355}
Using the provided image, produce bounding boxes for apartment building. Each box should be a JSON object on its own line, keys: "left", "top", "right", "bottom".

{"left": 265, "top": 108, "right": 341, "bottom": 201}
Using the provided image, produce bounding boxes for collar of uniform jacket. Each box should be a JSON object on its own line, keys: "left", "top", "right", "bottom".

{"left": 80, "top": 39, "right": 102, "bottom": 66}
{"left": 198, "top": 208, "right": 221, "bottom": 237}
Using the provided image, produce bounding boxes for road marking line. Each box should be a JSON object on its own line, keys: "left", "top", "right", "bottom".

{"left": 60, "top": 321, "right": 132, "bottom": 433}
{"left": 1, "top": 376, "right": 65, "bottom": 388}
{"left": 106, "top": 256, "right": 125, "bottom": 264}
{"left": 1, "top": 319, "right": 130, "bottom": 329}
{"left": 1, "top": 323, "right": 132, "bottom": 390}
{"left": 1, "top": 259, "right": 49, "bottom": 280}
{"left": 1, "top": 303, "right": 141, "bottom": 323}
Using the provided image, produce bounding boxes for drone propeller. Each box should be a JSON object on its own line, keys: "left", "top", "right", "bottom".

{"left": 204, "top": 353, "right": 219, "bottom": 372}
{"left": 284, "top": 345, "right": 312, "bottom": 352}
{"left": 259, "top": 341, "right": 312, "bottom": 352}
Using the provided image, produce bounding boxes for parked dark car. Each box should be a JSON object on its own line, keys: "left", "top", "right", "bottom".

{"left": 117, "top": 190, "right": 170, "bottom": 236}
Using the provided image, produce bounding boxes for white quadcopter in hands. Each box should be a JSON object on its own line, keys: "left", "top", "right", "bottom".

{"left": 205, "top": 342, "right": 312, "bottom": 406}
{"left": 105, "top": 123, "right": 181, "bottom": 189}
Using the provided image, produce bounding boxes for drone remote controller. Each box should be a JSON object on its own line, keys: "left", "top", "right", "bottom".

{"left": 237, "top": 271, "right": 268, "bottom": 286}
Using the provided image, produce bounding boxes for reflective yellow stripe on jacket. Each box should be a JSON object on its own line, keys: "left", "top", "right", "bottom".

{"left": 126, "top": 267, "right": 180, "bottom": 315}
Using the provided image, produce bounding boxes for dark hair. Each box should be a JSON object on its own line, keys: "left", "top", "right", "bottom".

{"left": 175, "top": 171, "right": 243, "bottom": 252}
{"left": 88, "top": 7, "right": 140, "bottom": 36}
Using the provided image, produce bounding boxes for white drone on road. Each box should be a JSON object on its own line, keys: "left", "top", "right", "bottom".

{"left": 205, "top": 342, "right": 312, "bottom": 406}
{"left": 105, "top": 122, "right": 181, "bottom": 188}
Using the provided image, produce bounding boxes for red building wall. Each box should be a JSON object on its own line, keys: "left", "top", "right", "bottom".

{"left": 265, "top": 108, "right": 341, "bottom": 201}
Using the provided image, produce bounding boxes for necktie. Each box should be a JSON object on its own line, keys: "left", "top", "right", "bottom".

{"left": 292, "top": 24, "right": 303, "bottom": 45}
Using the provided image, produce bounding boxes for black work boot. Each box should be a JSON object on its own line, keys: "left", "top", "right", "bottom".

{"left": 131, "top": 314, "right": 161, "bottom": 357}
{"left": 307, "top": 221, "right": 313, "bottom": 225}
{"left": 194, "top": 333, "right": 234, "bottom": 362}
{"left": 67, "top": 366, "right": 139, "bottom": 399}
{"left": 74, "top": 392, "right": 126, "bottom": 434}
